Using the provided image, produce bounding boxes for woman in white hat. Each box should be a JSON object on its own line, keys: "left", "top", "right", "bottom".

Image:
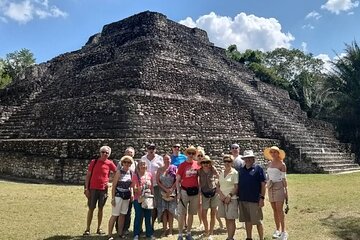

{"left": 263, "top": 146, "right": 288, "bottom": 240}
{"left": 198, "top": 155, "right": 219, "bottom": 240}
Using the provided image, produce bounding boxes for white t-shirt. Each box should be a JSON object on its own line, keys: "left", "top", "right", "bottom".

{"left": 233, "top": 155, "right": 244, "bottom": 172}
{"left": 218, "top": 167, "right": 238, "bottom": 198}
{"left": 141, "top": 154, "right": 163, "bottom": 186}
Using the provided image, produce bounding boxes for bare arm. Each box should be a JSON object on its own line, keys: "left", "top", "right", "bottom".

{"left": 111, "top": 170, "right": 121, "bottom": 199}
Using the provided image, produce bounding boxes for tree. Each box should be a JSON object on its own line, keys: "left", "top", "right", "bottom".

{"left": 0, "top": 59, "right": 11, "bottom": 89}
{"left": 4, "top": 48, "right": 35, "bottom": 80}
{"left": 325, "top": 41, "right": 360, "bottom": 152}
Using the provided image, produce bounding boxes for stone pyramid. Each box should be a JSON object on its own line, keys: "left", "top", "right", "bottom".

{"left": 0, "top": 11, "right": 359, "bottom": 183}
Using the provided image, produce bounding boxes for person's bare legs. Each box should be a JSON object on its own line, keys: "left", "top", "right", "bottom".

{"left": 271, "top": 202, "right": 280, "bottom": 231}
{"left": 97, "top": 207, "right": 104, "bottom": 231}
{"left": 245, "top": 222, "right": 253, "bottom": 239}
{"left": 209, "top": 207, "right": 216, "bottom": 235}
{"left": 168, "top": 212, "right": 174, "bottom": 235}
{"left": 275, "top": 201, "right": 285, "bottom": 232}
{"left": 202, "top": 208, "right": 209, "bottom": 235}
{"left": 162, "top": 211, "right": 168, "bottom": 235}
{"left": 107, "top": 215, "right": 117, "bottom": 237}
{"left": 86, "top": 208, "right": 94, "bottom": 231}
{"left": 118, "top": 214, "right": 126, "bottom": 236}
{"left": 187, "top": 213, "right": 194, "bottom": 233}
{"left": 225, "top": 219, "right": 235, "bottom": 239}
{"left": 256, "top": 223, "right": 264, "bottom": 240}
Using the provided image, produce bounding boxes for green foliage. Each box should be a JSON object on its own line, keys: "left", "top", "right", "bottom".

{"left": 0, "top": 59, "right": 12, "bottom": 89}
{"left": 4, "top": 48, "right": 35, "bottom": 80}
{"left": 324, "top": 41, "right": 360, "bottom": 153}
{"left": 226, "top": 45, "right": 329, "bottom": 118}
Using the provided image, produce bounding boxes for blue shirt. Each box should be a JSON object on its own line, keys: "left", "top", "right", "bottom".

{"left": 238, "top": 164, "right": 266, "bottom": 203}
{"left": 171, "top": 153, "right": 187, "bottom": 167}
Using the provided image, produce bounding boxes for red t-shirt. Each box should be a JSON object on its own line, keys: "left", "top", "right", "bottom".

{"left": 88, "top": 159, "right": 116, "bottom": 190}
{"left": 177, "top": 160, "right": 200, "bottom": 188}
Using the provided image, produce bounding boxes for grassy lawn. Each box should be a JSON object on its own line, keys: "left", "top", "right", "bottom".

{"left": 1, "top": 173, "right": 360, "bottom": 240}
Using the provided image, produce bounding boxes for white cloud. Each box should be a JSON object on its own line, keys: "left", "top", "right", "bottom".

{"left": 179, "top": 12, "right": 294, "bottom": 52}
{"left": 0, "top": 0, "right": 67, "bottom": 24}
{"left": 315, "top": 54, "right": 333, "bottom": 73}
{"left": 302, "top": 24, "right": 315, "bottom": 30}
{"left": 301, "top": 42, "right": 308, "bottom": 52}
{"left": 321, "top": 0, "right": 359, "bottom": 14}
{"left": 305, "top": 11, "right": 322, "bottom": 20}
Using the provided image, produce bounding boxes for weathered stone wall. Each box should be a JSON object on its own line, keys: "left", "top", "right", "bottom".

{"left": 0, "top": 138, "right": 280, "bottom": 183}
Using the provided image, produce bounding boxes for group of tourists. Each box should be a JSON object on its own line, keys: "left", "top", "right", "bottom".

{"left": 83, "top": 143, "right": 289, "bottom": 240}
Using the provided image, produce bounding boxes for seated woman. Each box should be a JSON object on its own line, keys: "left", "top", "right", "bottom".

{"left": 156, "top": 154, "right": 177, "bottom": 237}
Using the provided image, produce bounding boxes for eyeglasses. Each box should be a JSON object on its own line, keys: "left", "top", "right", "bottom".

{"left": 223, "top": 160, "right": 232, "bottom": 163}
{"left": 101, "top": 151, "right": 109, "bottom": 154}
{"left": 231, "top": 147, "right": 239, "bottom": 150}
{"left": 187, "top": 152, "right": 196, "bottom": 155}
{"left": 123, "top": 161, "right": 132, "bottom": 164}
{"left": 270, "top": 150, "right": 278, "bottom": 154}
{"left": 197, "top": 155, "right": 204, "bottom": 158}
{"left": 148, "top": 147, "right": 155, "bottom": 150}
{"left": 173, "top": 146, "right": 180, "bottom": 149}
{"left": 201, "top": 161, "right": 211, "bottom": 165}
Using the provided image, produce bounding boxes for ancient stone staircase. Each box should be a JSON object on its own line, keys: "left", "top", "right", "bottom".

{"left": 224, "top": 68, "right": 360, "bottom": 174}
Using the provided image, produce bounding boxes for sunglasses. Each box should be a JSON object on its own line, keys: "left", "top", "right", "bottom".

{"left": 148, "top": 147, "right": 155, "bottom": 150}
{"left": 270, "top": 150, "right": 278, "bottom": 154}
{"left": 201, "top": 161, "right": 211, "bottom": 164}
{"left": 197, "top": 155, "right": 204, "bottom": 158}
{"left": 231, "top": 147, "right": 239, "bottom": 150}
{"left": 101, "top": 151, "right": 109, "bottom": 154}
{"left": 123, "top": 161, "right": 132, "bottom": 164}
{"left": 187, "top": 152, "right": 196, "bottom": 155}
{"left": 223, "top": 160, "right": 232, "bottom": 163}
{"left": 173, "top": 146, "right": 180, "bottom": 148}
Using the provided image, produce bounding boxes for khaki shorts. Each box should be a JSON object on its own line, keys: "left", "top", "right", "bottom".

{"left": 238, "top": 201, "right": 263, "bottom": 225}
{"left": 177, "top": 189, "right": 199, "bottom": 215}
{"left": 88, "top": 189, "right": 108, "bottom": 209}
{"left": 112, "top": 197, "right": 130, "bottom": 216}
{"left": 217, "top": 198, "right": 238, "bottom": 219}
{"left": 202, "top": 193, "right": 219, "bottom": 209}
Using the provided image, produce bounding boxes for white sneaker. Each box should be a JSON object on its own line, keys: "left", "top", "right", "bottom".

{"left": 272, "top": 230, "right": 281, "bottom": 239}
{"left": 133, "top": 235, "right": 139, "bottom": 240}
{"left": 208, "top": 235, "right": 213, "bottom": 240}
{"left": 280, "top": 232, "right": 289, "bottom": 240}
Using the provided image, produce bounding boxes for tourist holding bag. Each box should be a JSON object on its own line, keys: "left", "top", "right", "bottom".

{"left": 131, "top": 159, "right": 155, "bottom": 240}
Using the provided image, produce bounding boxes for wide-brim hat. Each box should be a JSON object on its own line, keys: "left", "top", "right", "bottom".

{"left": 241, "top": 150, "right": 256, "bottom": 159}
{"left": 200, "top": 155, "right": 214, "bottom": 165}
{"left": 264, "top": 146, "right": 286, "bottom": 161}
{"left": 120, "top": 155, "right": 134, "bottom": 164}
{"left": 185, "top": 145, "right": 197, "bottom": 155}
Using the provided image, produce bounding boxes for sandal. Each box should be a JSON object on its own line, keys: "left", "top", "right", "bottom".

{"left": 119, "top": 234, "right": 126, "bottom": 239}
{"left": 96, "top": 229, "right": 105, "bottom": 235}
{"left": 83, "top": 230, "right": 90, "bottom": 236}
{"left": 108, "top": 237, "right": 114, "bottom": 240}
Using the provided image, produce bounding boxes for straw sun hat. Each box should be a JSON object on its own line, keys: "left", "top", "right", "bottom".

{"left": 263, "top": 146, "right": 286, "bottom": 161}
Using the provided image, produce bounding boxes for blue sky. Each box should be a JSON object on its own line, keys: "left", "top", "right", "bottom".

{"left": 1, "top": 0, "right": 359, "bottom": 68}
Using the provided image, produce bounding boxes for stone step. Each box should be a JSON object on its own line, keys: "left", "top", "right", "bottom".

{"left": 312, "top": 159, "right": 355, "bottom": 165}
{"left": 323, "top": 167, "right": 360, "bottom": 174}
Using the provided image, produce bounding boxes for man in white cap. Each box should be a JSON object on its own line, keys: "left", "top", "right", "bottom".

{"left": 237, "top": 150, "right": 266, "bottom": 240}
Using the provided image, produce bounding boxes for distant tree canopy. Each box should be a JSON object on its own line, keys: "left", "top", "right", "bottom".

{"left": 0, "top": 48, "right": 35, "bottom": 89}
{"left": 227, "top": 41, "right": 360, "bottom": 159}
{"left": 226, "top": 45, "right": 328, "bottom": 118}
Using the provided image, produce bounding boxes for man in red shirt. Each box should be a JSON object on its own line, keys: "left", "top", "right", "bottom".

{"left": 176, "top": 145, "right": 200, "bottom": 240}
{"left": 83, "top": 146, "right": 117, "bottom": 236}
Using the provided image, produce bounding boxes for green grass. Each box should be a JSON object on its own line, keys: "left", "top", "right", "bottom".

{"left": 1, "top": 173, "right": 360, "bottom": 240}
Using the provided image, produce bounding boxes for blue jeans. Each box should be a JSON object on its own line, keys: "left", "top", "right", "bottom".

{"left": 133, "top": 200, "right": 153, "bottom": 237}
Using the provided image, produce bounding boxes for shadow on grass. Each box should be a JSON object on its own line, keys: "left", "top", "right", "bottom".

{"left": 321, "top": 213, "right": 360, "bottom": 240}
{"left": 43, "top": 235, "right": 107, "bottom": 240}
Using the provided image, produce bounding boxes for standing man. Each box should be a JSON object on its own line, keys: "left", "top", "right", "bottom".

{"left": 141, "top": 143, "right": 164, "bottom": 228}
{"left": 171, "top": 143, "right": 187, "bottom": 167}
{"left": 231, "top": 143, "right": 244, "bottom": 171}
{"left": 83, "top": 146, "right": 117, "bottom": 236}
{"left": 176, "top": 145, "right": 200, "bottom": 240}
{"left": 237, "top": 150, "right": 266, "bottom": 240}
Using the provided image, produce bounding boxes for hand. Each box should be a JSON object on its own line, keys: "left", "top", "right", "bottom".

{"left": 130, "top": 195, "right": 134, "bottom": 202}
{"left": 111, "top": 198, "right": 116, "bottom": 207}
{"left": 165, "top": 188, "right": 171, "bottom": 194}
{"left": 259, "top": 199, "right": 265, "bottom": 207}
{"left": 224, "top": 196, "right": 231, "bottom": 204}
{"left": 84, "top": 189, "right": 90, "bottom": 199}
